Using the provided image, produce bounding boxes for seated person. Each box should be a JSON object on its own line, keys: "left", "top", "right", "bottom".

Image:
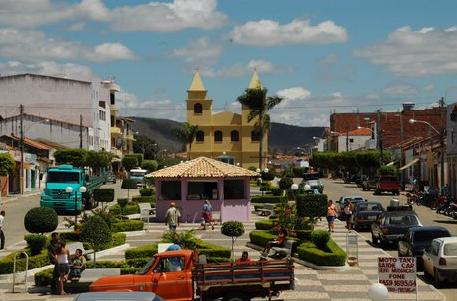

{"left": 68, "top": 249, "right": 86, "bottom": 281}
{"left": 261, "top": 226, "right": 287, "bottom": 257}
{"left": 235, "top": 251, "right": 251, "bottom": 265}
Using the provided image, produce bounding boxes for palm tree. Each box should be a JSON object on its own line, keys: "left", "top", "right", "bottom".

{"left": 237, "top": 88, "right": 283, "bottom": 169}
{"left": 173, "top": 122, "right": 198, "bottom": 160}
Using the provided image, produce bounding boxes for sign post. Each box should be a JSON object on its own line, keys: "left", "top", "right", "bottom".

{"left": 378, "top": 257, "right": 417, "bottom": 300}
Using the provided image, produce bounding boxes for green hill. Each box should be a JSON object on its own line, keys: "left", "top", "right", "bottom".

{"left": 130, "top": 117, "right": 325, "bottom": 153}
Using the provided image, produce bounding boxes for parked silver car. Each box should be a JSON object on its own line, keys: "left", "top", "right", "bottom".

{"left": 423, "top": 237, "right": 457, "bottom": 287}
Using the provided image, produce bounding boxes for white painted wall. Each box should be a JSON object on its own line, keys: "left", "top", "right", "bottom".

{"left": 337, "top": 135, "right": 372, "bottom": 152}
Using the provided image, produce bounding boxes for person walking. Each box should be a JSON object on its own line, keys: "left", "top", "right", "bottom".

{"left": 165, "top": 202, "right": 181, "bottom": 231}
{"left": 55, "top": 242, "right": 70, "bottom": 295}
{"left": 326, "top": 200, "right": 336, "bottom": 232}
{"left": 344, "top": 201, "right": 353, "bottom": 230}
{"left": 0, "top": 211, "right": 5, "bottom": 250}
{"left": 47, "top": 232, "right": 61, "bottom": 294}
{"left": 202, "top": 200, "right": 214, "bottom": 230}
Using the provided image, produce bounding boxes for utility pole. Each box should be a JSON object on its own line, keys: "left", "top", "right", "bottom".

{"left": 400, "top": 110, "right": 404, "bottom": 189}
{"left": 346, "top": 128, "right": 349, "bottom": 152}
{"left": 79, "top": 114, "right": 83, "bottom": 149}
{"left": 439, "top": 97, "right": 446, "bottom": 189}
{"left": 20, "top": 104, "right": 24, "bottom": 194}
{"left": 377, "top": 109, "right": 384, "bottom": 166}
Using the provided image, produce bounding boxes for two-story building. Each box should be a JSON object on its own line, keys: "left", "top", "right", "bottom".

{"left": 186, "top": 71, "right": 268, "bottom": 168}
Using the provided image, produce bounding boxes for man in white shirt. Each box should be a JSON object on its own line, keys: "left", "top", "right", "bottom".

{"left": 0, "top": 211, "right": 5, "bottom": 250}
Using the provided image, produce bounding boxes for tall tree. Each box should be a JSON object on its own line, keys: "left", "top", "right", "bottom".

{"left": 173, "top": 122, "right": 198, "bottom": 160}
{"left": 237, "top": 88, "right": 283, "bottom": 169}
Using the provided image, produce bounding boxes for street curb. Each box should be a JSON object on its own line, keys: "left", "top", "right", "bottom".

{"left": 0, "top": 191, "right": 42, "bottom": 206}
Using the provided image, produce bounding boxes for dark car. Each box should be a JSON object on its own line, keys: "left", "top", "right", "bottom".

{"left": 104, "top": 171, "right": 116, "bottom": 184}
{"left": 371, "top": 210, "right": 422, "bottom": 248}
{"left": 398, "top": 226, "right": 451, "bottom": 266}
{"left": 336, "top": 195, "right": 365, "bottom": 219}
{"left": 305, "top": 179, "right": 324, "bottom": 193}
{"left": 352, "top": 202, "right": 384, "bottom": 230}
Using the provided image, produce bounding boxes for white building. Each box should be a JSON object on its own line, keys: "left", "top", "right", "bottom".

{"left": 0, "top": 73, "right": 113, "bottom": 151}
{"left": 335, "top": 127, "right": 373, "bottom": 152}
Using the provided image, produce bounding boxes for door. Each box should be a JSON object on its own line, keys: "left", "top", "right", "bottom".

{"left": 424, "top": 241, "right": 440, "bottom": 275}
{"left": 151, "top": 256, "right": 190, "bottom": 301}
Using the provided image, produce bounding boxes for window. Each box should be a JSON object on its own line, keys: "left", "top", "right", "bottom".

{"left": 110, "top": 93, "right": 115, "bottom": 105}
{"left": 47, "top": 172, "right": 79, "bottom": 184}
{"left": 99, "top": 110, "right": 106, "bottom": 121}
{"left": 224, "top": 180, "right": 245, "bottom": 199}
{"left": 214, "top": 130, "right": 223, "bottom": 142}
{"left": 194, "top": 103, "right": 203, "bottom": 114}
{"left": 231, "top": 130, "right": 239, "bottom": 142}
{"left": 349, "top": 138, "right": 354, "bottom": 143}
{"left": 187, "top": 182, "right": 218, "bottom": 200}
{"left": 196, "top": 131, "right": 204, "bottom": 142}
{"left": 160, "top": 181, "right": 181, "bottom": 200}
{"left": 444, "top": 242, "right": 457, "bottom": 256}
{"left": 251, "top": 130, "right": 260, "bottom": 142}
{"left": 99, "top": 101, "right": 106, "bottom": 108}
{"left": 154, "top": 256, "right": 184, "bottom": 273}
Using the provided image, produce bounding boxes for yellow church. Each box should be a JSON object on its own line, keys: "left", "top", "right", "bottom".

{"left": 186, "top": 71, "right": 268, "bottom": 168}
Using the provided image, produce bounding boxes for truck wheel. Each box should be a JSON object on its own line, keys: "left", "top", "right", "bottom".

{"left": 223, "top": 294, "right": 249, "bottom": 301}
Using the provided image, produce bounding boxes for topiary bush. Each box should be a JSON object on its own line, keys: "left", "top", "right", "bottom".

{"left": 221, "top": 221, "right": 245, "bottom": 259}
{"left": 296, "top": 194, "right": 328, "bottom": 222}
{"left": 24, "top": 207, "right": 58, "bottom": 234}
{"left": 311, "top": 230, "right": 331, "bottom": 250}
{"left": 139, "top": 187, "right": 154, "bottom": 196}
{"left": 125, "top": 244, "right": 158, "bottom": 260}
{"left": 117, "top": 198, "right": 129, "bottom": 214}
{"left": 297, "top": 240, "right": 346, "bottom": 266}
{"left": 142, "top": 160, "right": 158, "bottom": 172}
{"left": 279, "top": 177, "right": 293, "bottom": 191}
{"left": 255, "top": 219, "right": 276, "bottom": 230}
{"left": 24, "top": 234, "right": 48, "bottom": 256}
{"left": 269, "top": 187, "right": 282, "bottom": 196}
{"left": 80, "top": 215, "right": 112, "bottom": 263}
{"left": 94, "top": 189, "right": 115, "bottom": 203}
{"left": 261, "top": 170, "right": 275, "bottom": 181}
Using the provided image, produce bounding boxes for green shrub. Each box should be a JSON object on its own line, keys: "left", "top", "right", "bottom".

{"left": 296, "top": 194, "right": 328, "bottom": 219}
{"left": 125, "top": 244, "right": 158, "bottom": 260}
{"left": 24, "top": 207, "right": 58, "bottom": 234}
{"left": 111, "top": 220, "right": 144, "bottom": 232}
{"left": 24, "top": 234, "right": 47, "bottom": 255}
{"left": 295, "top": 230, "right": 312, "bottom": 241}
{"left": 0, "top": 153, "right": 15, "bottom": 176}
{"left": 161, "top": 230, "right": 198, "bottom": 249}
{"left": 121, "top": 179, "right": 138, "bottom": 189}
{"left": 117, "top": 198, "right": 129, "bottom": 208}
{"left": 121, "top": 156, "right": 138, "bottom": 172}
{"left": 221, "top": 221, "right": 245, "bottom": 238}
{"left": 261, "top": 170, "right": 275, "bottom": 181}
{"left": 80, "top": 215, "right": 112, "bottom": 252}
{"left": 297, "top": 240, "right": 346, "bottom": 266}
{"left": 109, "top": 203, "right": 139, "bottom": 215}
{"left": 251, "top": 195, "right": 286, "bottom": 204}
{"left": 131, "top": 195, "right": 156, "bottom": 204}
{"left": 34, "top": 268, "right": 53, "bottom": 287}
{"left": 142, "top": 160, "right": 158, "bottom": 172}
{"left": 121, "top": 267, "right": 141, "bottom": 274}
{"left": 269, "top": 187, "right": 282, "bottom": 196}
{"left": 260, "top": 181, "right": 273, "bottom": 192}
{"left": 311, "top": 230, "right": 331, "bottom": 250}
{"left": 110, "top": 232, "right": 127, "bottom": 248}
{"left": 378, "top": 165, "right": 398, "bottom": 175}
{"left": 279, "top": 177, "right": 293, "bottom": 191}
{"left": 207, "top": 257, "right": 231, "bottom": 263}
{"left": 197, "top": 241, "right": 231, "bottom": 259}
{"left": 249, "top": 230, "right": 276, "bottom": 247}
{"left": 126, "top": 258, "right": 149, "bottom": 268}
{"left": 139, "top": 187, "right": 154, "bottom": 196}
{"left": 255, "top": 219, "right": 276, "bottom": 230}
{"left": 0, "top": 250, "right": 49, "bottom": 274}
{"left": 59, "top": 231, "right": 80, "bottom": 242}
{"left": 94, "top": 189, "right": 115, "bottom": 203}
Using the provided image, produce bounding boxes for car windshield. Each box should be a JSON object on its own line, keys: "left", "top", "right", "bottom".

{"left": 139, "top": 257, "right": 157, "bottom": 274}
{"left": 380, "top": 176, "right": 397, "bottom": 182}
{"left": 130, "top": 172, "right": 145, "bottom": 177}
{"left": 358, "top": 203, "right": 382, "bottom": 211}
{"left": 387, "top": 215, "right": 418, "bottom": 225}
{"left": 353, "top": 197, "right": 364, "bottom": 202}
{"left": 307, "top": 180, "right": 320, "bottom": 186}
{"left": 444, "top": 243, "right": 457, "bottom": 256}
{"left": 47, "top": 172, "right": 79, "bottom": 184}
{"left": 414, "top": 231, "right": 449, "bottom": 242}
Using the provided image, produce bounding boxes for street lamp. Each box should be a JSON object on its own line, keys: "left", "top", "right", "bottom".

{"left": 409, "top": 118, "right": 444, "bottom": 189}
{"left": 291, "top": 183, "right": 299, "bottom": 202}
{"left": 367, "top": 283, "right": 388, "bottom": 301}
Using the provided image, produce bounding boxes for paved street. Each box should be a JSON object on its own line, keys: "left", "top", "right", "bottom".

{"left": 323, "top": 178, "right": 457, "bottom": 301}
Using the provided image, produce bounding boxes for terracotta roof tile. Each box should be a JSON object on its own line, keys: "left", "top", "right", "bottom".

{"left": 146, "top": 156, "right": 259, "bottom": 178}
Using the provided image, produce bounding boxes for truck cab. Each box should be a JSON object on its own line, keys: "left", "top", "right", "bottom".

{"left": 129, "top": 168, "right": 148, "bottom": 188}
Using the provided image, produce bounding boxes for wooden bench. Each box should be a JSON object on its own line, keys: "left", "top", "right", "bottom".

{"left": 270, "top": 240, "right": 294, "bottom": 258}
{"left": 257, "top": 204, "right": 275, "bottom": 216}
{"left": 139, "top": 203, "right": 156, "bottom": 224}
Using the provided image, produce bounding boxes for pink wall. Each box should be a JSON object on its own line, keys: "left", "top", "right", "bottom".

{"left": 221, "top": 199, "right": 250, "bottom": 222}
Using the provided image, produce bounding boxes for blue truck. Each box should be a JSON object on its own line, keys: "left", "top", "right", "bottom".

{"left": 40, "top": 164, "right": 105, "bottom": 214}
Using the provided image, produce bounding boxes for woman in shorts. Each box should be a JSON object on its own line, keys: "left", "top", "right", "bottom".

{"left": 55, "top": 242, "right": 70, "bottom": 295}
{"left": 326, "top": 200, "right": 337, "bottom": 232}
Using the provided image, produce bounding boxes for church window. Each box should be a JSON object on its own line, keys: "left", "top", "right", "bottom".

{"left": 194, "top": 103, "right": 203, "bottom": 114}
{"left": 214, "top": 130, "right": 223, "bottom": 142}
{"left": 251, "top": 130, "right": 261, "bottom": 142}
{"left": 196, "top": 130, "right": 205, "bottom": 142}
{"left": 231, "top": 130, "right": 239, "bottom": 142}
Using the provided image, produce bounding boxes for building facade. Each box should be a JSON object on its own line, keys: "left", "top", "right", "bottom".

{"left": 0, "top": 73, "right": 112, "bottom": 151}
{"left": 447, "top": 103, "right": 457, "bottom": 198}
{"left": 328, "top": 127, "right": 374, "bottom": 152}
{"left": 186, "top": 71, "right": 268, "bottom": 168}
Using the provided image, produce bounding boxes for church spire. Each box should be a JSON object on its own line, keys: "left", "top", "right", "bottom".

{"left": 188, "top": 71, "right": 206, "bottom": 91}
{"left": 248, "top": 70, "right": 263, "bottom": 89}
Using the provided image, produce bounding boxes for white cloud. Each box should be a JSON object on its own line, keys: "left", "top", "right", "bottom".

{"left": 0, "top": 60, "right": 98, "bottom": 82}
{"left": 171, "top": 37, "right": 223, "bottom": 66}
{"left": 110, "top": 0, "right": 227, "bottom": 32}
{"left": 201, "top": 59, "right": 291, "bottom": 78}
{"left": 0, "top": 28, "right": 135, "bottom": 62}
{"left": 354, "top": 26, "right": 457, "bottom": 76}
{"left": 423, "top": 84, "right": 434, "bottom": 91}
{"left": 277, "top": 87, "right": 311, "bottom": 101}
{"left": 68, "top": 22, "right": 86, "bottom": 31}
{"left": 230, "top": 19, "right": 348, "bottom": 46}
{"left": 383, "top": 83, "right": 417, "bottom": 96}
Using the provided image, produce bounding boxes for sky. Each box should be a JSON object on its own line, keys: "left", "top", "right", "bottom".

{"left": 1, "top": 0, "right": 457, "bottom": 127}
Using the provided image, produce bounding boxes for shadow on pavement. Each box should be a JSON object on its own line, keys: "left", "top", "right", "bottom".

{"left": 417, "top": 273, "right": 457, "bottom": 289}
{"left": 433, "top": 219, "right": 457, "bottom": 225}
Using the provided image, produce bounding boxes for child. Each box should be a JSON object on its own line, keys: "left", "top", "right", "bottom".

{"left": 69, "top": 248, "right": 86, "bottom": 281}
{"left": 55, "top": 242, "right": 70, "bottom": 295}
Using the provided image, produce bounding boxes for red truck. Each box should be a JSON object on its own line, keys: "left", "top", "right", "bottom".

{"left": 374, "top": 175, "right": 400, "bottom": 195}
{"left": 90, "top": 250, "right": 294, "bottom": 301}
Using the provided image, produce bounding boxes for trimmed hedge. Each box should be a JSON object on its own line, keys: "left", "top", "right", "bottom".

{"left": 296, "top": 194, "right": 328, "bottom": 218}
{"left": 0, "top": 250, "right": 49, "bottom": 274}
{"left": 255, "top": 219, "right": 276, "bottom": 230}
{"left": 251, "top": 195, "right": 287, "bottom": 204}
{"left": 86, "top": 260, "right": 128, "bottom": 269}
{"left": 295, "top": 230, "right": 312, "bottom": 241}
{"left": 125, "top": 243, "right": 158, "bottom": 260}
{"left": 59, "top": 231, "right": 80, "bottom": 242}
{"left": 84, "top": 232, "right": 127, "bottom": 251}
{"left": 197, "top": 241, "right": 231, "bottom": 259}
{"left": 311, "top": 230, "right": 330, "bottom": 249}
{"left": 249, "top": 230, "right": 276, "bottom": 248}
{"left": 127, "top": 258, "right": 149, "bottom": 268}
{"left": 24, "top": 234, "right": 48, "bottom": 255}
{"left": 121, "top": 267, "right": 141, "bottom": 275}
{"left": 109, "top": 203, "right": 140, "bottom": 215}
{"left": 139, "top": 188, "right": 154, "bottom": 197}
{"left": 34, "top": 268, "right": 53, "bottom": 287}
{"left": 131, "top": 195, "right": 156, "bottom": 204}
{"left": 24, "top": 207, "right": 58, "bottom": 234}
{"left": 297, "top": 239, "right": 346, "bottom": 266}
{"left": 111, "top": 220, "right": 144, "bottom": 232}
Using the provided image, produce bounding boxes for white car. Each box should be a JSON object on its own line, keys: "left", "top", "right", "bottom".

{"left": 422, "top": 237, "right": 457, "bottom": 287}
